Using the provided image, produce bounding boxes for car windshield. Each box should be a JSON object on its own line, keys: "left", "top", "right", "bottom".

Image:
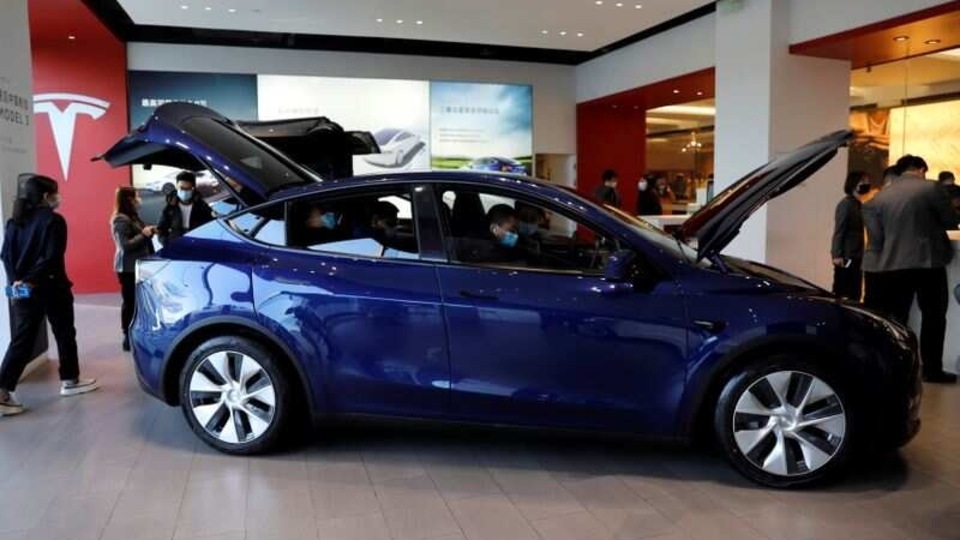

{"left": 182, "top": 117, "right": 319, "bottom": 192}
{"left": 602, "top": 205, "right": 709, "bottom": 267}
{"left": 374, "top": 128, "right": 401, "bottom": 145}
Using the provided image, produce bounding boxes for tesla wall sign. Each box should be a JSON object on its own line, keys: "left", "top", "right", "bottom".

{"left": 33, "top": 93, "right": 110, "bottom": 180}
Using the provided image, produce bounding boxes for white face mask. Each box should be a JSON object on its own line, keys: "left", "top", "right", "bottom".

{"left": 47, "top": 194, "right": 62, "bottom": 209}
{"left": 638, "top": 181, "right": 648, "bottom": 191}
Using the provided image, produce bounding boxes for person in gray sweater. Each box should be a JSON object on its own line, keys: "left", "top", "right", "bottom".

{"left": 111, "top": 186, "right": 156, "bottom": 351}
{"left": 863, "top": 155, "right": 959, "bottom": 384}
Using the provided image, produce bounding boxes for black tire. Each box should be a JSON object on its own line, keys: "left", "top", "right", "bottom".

{"left": 714, "top": 355, "right": 859, "bottom": 488}
{"left": 179, "top": 336, "right": 293, "bottom": 455}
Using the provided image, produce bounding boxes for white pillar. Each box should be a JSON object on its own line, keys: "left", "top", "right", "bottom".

{"left": 714, "top": 0, "right": 850, "bottom": 288}
{"left": 0, "top": 0, "right": 45, "bottom": 376}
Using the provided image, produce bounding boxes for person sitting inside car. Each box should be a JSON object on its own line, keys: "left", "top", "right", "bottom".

{"left": 301, "top": 204, "right": 347, "bottom": 247}
{"left": 456, "top": 204, "right": 525, "bottom": 264}
{"left": 363, "top": 201, "right": 416, "bottom": 257}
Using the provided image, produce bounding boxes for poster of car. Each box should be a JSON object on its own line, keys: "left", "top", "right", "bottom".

{"left": 127, "top": 71, "right": 259, "bottom": 197}
{"left": 256, "top": 75, "right": 431, "bottom": 175}
{"left": 430, "top": 82, "right": 533, "bottom": 175}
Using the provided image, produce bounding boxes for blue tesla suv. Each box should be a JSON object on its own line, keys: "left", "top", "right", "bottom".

{"left": 102, "top": 104, "right": 921, "bottom": 488}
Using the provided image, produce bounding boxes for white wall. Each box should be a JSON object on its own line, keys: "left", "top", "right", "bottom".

{"left": 127, "top": 43, "right": 576, "bottom": 155}
{"left": 575, "top": 14, "right": 716, "bottom": 103}
{"left": 789, "top": 0, "right": 952, "bottom": 44}
{"left": 0, "top": 0, "right": 40, "bottom": 362}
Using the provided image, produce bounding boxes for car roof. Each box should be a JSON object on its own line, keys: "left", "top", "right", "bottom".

{"left": 268, "top": 170, "right": 568, "bottom": 203}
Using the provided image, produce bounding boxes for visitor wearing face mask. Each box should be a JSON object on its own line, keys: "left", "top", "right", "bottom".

{"left": 830, "top": 171, "right": 870, "bottom": 300}
{"left": 157, "top": 171, "right": 214, "bottom": 246}
{"left": 0, "top": 174, "right": 99, "bottom": 416}
{"left": 111, "top": 186, "right": 156, "bottom": 352}
{"left": 595, "top": 169, "right": 622, "bottom": 208}
{"left": 636, "top": 174, "right": 663, "bottom": 217}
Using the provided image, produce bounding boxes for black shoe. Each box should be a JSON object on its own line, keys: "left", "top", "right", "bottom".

{"left": 923, "top": 372, "right": 958, "bottom": 384}
{"left": 122, "top": 335, "right": 130, "bottom": 352}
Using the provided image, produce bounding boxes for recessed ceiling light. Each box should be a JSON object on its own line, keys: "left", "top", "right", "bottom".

{"left": 227, "top": 8, "right": 236, "bottom": 13}
{"left": 180, "top": 4, "right": 188, "bottom": 9}
{"left": 893, "top": 35, "right": 910, "bottom": 42}
{"left": 376, "top": 18, "right": 383, "bottom": 22}
{"left": 68, "top": 35, "right": 76, "bottom": 40}
{"left": 416, "top": 20, "right": 423, "bottom": 25}
{"left": 595, "top": 1, "right": 603, "bottom": 5}
{"left": 696, "top": 91, "right": 704, "bottom": 96}
{"left": 541, "top": 30, "right": 549, "bottom": 34}
{"left": 577, "top": 32, "right": 584, "bottom": 37}
{"left": 396, "top": 19, "right": 404, "bottom": 24}
{"left": 635, "top": 4, "right": 643, "bottom": 8}
{"left": 559, "top": 31, "right": 567, "bottom": 36}
{"left": 925, "top": 39, "right": 941, "bottom": 45}
{"left": 204, "top": 6, "right": 211, "bottom": 11}
{"left": 616, "top": 2, "right": 624, "bottom": 6}
{"left": 673, "top": 89, "right": 680, "bottom": 94}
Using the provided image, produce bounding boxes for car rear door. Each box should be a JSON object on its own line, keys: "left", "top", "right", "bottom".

{"left": 249, "top": 183, "right": 452, "bottom": 419}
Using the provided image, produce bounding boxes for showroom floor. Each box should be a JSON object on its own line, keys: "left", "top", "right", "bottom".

{"left": 0, "top": 296, "right": 958, "bottom": 540}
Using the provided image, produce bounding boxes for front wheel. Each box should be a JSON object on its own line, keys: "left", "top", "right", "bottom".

{"left": 714, "top": 357, "right": 857, "bottom": 488}
{"left": 179, "top": 336, "right": 292, "bottom": 454}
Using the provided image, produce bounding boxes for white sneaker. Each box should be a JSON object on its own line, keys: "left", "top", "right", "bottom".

{"left": 60, "top": 378, "right": 100, "bottom": 397}
{"left": 0, "top": 390, "right": 24, "bottom": 416}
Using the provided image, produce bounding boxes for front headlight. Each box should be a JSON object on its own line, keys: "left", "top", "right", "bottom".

{"left": 840, "top": 302, "right": 913, "bottom": 343}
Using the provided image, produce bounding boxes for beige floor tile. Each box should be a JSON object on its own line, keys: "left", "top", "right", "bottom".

{"left": 448, "top": 494, "right": 540, "bottom": 540}
{"left": 533, "top": 510, "right": 615, "bottom": 540}
{"left": 316, "top": 513, "right": 391, "bottom": 540}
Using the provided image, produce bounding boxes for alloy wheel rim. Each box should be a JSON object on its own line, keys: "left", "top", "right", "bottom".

{"left": 732, "top": 371, "right": 846, "bottom": 477}
{"left": 188, "top": 351, "right": 276, "bottom": 444}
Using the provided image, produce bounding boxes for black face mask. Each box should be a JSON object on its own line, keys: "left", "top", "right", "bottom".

{"left": 856, "top": 183, "right": 872, "bottom": 195}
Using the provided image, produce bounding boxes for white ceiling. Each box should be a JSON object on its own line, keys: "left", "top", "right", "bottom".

{"left": 117, "top": 0, "right": 710, "bottom": 51}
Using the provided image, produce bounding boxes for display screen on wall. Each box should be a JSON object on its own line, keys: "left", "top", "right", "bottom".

{"left": 126, "top": 71, "right": 533, "bottom": 189}
{"left": 430, "top": 82, "right": 533, "bottom": 175}
{"left": 257, "top": 75, "right": 431, "bottom": 175}
{"left": 128, "top": 71, "right": 259, "bottom": 191}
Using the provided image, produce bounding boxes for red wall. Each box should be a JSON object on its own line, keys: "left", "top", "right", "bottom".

{"left": 577, "top": 105, "right": 646, "bottom": 213}
{"left": 29, "top": 0, "right": 129, "bottom": 293}
{"left": 576, "top": 68, "right": 715, "bottom": 214}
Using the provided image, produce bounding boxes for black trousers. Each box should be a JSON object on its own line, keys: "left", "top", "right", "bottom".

{"left": 118, "top": 272, "right": 136, "bottom": 336}
{"left": 832, "top": 260, "right": 862, "bottom": 301}
{"left": 864, "top": 268, "right": 949, "bottom": 376}
{"left": 0, "top": 286, "right": 80, "bottom": 391}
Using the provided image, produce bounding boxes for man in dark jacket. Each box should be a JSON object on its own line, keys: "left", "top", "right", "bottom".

{"left": 157, "top": 171, "right": 214, "bottom": 246}
{"left": 594, "top": 169, "right": 621, "bottom": 208}
{"left": 863, "top": 155, "right": 959, "bottom": 384}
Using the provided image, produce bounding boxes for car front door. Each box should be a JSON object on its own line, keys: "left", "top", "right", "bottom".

{"left": 434, "top": 185, "right": 689, "bottom": 436}
{"left": 247, "top": 184, "right": 451, "bottom": 419}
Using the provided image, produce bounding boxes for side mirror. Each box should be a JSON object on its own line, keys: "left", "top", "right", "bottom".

{"left": 604, "top": 250, "right": 637, "bottom": 283}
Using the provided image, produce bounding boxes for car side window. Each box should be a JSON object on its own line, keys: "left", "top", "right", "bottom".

{"left": 227, "top": 204, "right": 286, "bottom": 245}
{"left": 439, "top": 187, "right": 620, "bottom": 274}
{"left": 286, "top": 188, "right": 420, "bottom": 260}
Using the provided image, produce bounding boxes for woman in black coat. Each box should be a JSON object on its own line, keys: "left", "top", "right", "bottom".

{"left": 0, "top": 175, "right": 99, "bottom": 416}
{"left": 636, "top": 175, "right": 663, "bottom": 216}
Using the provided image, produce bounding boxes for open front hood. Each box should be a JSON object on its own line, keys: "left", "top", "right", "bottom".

{"left": 677, "top": 130, "right": 853, "bottom": 261}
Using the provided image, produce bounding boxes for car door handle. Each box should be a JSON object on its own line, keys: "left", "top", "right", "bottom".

{"left": 459, "top": 290, "right": 499, "bottom": 301}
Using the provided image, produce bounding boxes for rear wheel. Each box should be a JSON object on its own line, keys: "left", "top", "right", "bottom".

{"left": 179, "top": 336, "right": 292, "bottom": 454}
{"left": 714, "top": 356, "right": 856, "bottom": 488}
